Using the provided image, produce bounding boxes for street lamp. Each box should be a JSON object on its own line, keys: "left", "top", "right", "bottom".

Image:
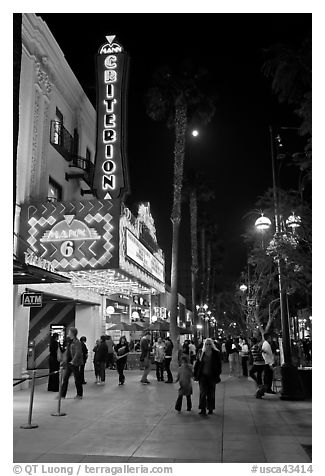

{"left": 239, "top": 284, "right": 248, "bottom": 293}
{"left": 192, "top": 129, "right": 199, "bottom": 137}
{"left": 256, "top": 125, "right": 305, "bottom": 400}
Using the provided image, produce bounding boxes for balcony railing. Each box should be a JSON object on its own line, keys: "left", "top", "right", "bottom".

{"left": 50, "top": 121, "right": 74, "bottom": 161}
{"left": 68, "top": 155, "right": 95, "bottom": 189}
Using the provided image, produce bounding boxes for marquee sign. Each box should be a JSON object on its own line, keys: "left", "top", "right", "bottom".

{"left": 19, "top": 200, "right": 120, "bottom": 272}
{"left": 93, "top": 35, "right": 129, "bottom": 200}
{"left": 125, "top": 229, "right": 165, "bottom": 283}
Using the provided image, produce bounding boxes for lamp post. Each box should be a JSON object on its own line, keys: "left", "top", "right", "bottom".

{"left": 254, "top": 126, "right": 305, "bottom": 400}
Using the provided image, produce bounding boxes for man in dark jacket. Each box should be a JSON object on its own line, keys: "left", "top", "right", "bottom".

{"left": 194, "top": 338, "right": 222, "bottom": 415}
{"left": 164, "top": 337, "right": 174, "bottom": 383}
{"left": 80, "top": 336, "right": 88, "bottom": 385}
{"left": 140, "top": 332, "right": 152, "bottom": 384}
{"left": 61, "top": 327, "right": 84, "bottom": 399}
{"left": 96, "top": 335, "right": 109, "bottom": 384}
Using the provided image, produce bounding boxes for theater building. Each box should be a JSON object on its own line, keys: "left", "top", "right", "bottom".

{"left": 13, "top": 14, "right": 165, "bottom": 384}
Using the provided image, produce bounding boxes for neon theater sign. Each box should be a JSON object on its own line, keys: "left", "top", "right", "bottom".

{"left": 93, "top": 35, "right": 129, "bottom": 200}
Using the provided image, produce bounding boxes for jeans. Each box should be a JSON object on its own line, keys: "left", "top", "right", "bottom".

{"left": 155, "top": 361, "right": 164, "bottom": 381}
{"left": 263, "top": 364, "right": 274, "bottom": 392}
{"left": 199, "top": 375, "right": 216, "bottom": 411}
{"left": 61, "top": 363, "right": 83, "bottom": 397}
{"left": 241, "top": 356, "right": 249, "bottom": 377}
{"left": 106, "top": 353, "right": 115, "bottom": 369}
{"left": 80, "top": 364, "right": 86, "bottom": 384}
{"left": 141, "top": 356, "right": 151, "bottom": 382}
{"left": 229, "top": 353, "right": 239, "bottom": 376}
{"left": 249, "top": 364, "right": 265, "bottom": 386}
{"left": 94, "top": 361, "right": 100, "bottom": 378}
{"left": 164, "top": 357, "right": 173, "bottom": 382}
{"left": 117, "top": 357, "right": 126, "bottom": 384}
{"left": 99, "top": 361, "right": 106, "bottom": 382}
{"left": 175, "top": 394, "right": 192, "bottom": 411}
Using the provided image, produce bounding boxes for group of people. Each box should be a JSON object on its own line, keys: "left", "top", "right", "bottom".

{"left": 139, "top": 333, "right": 222, "bottom": 415}
{"left": 220, "top": 333, "right": 278, "bottom": 398}
{"left": 48, "top": 326, "right": 279, "bottom": 408}
{"left": 47, "top": 328, "right": 131, "bottom": 399}
{"left": 92, "top": 335, "right": 129, "bottom": 386}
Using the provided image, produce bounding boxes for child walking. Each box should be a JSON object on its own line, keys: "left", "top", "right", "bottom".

{"left": 175, "top": 356, "right": 193, "bottom": 412}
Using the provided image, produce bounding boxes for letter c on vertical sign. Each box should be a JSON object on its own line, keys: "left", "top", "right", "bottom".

{"left": 104, "top": 55, "right": 117, "bottom": 69}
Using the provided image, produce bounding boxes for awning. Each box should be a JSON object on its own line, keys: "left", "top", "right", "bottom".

{"left": 13, "top": 259, "right": 71, "bottom": 285}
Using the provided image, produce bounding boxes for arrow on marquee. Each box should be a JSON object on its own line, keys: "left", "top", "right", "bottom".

{"left": 40, "top": 243, "right": 47, "bottom": 258}
{"left": 106, "top": 35, "right": 116, "bottom": 44}
{"left": 89, "top": 240, "right": 97, "bottom": 256}
{"left": 41, "top": 204, "right": 47, "bottom": 215}
{"left": 78, "top": 242, "right": 86, "bottom": 256}
{"left": 79, "top": 202, "right": 85, "bottom": 213}
{"left": 104, "top": 192, "right": 112, "bottom": 199}
{"left": 50, "top": 243, "right": 57, "bottom": 258}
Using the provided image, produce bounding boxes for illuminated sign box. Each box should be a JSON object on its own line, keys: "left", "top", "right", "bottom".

{"left": 93, "top": 35, "right": 129, "bottom": 200}
{"left": 19, "top": 200, "right": 120, "bottom": 272}
{"left": 125, "top": 229, "right": 165, "bottom": 283}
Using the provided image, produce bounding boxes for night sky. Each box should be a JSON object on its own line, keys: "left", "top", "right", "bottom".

{"left": 38, "top": 13, "right": 311, "bottom": 290}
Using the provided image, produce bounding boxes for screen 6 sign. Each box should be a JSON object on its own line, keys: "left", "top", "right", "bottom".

{"left": 20, "top": 200, "right": 120, "bottom": 272}
{"left": 93, "top": 35, "right": 130, "bottom": 200}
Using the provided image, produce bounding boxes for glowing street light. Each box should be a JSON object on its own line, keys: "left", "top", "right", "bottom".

{"left": 255, "top": 213, "right": 272, "bottom": 231}
{"left": 192, "top": 129, "right": 199, "bottom": 137}
{"left": 239, "top": 284, "right": 248, "bottom": 292}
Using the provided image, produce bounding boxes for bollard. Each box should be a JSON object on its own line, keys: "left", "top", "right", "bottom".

{"left": 20, "top": 369, "right": 38, "bottom": 429}
{"left": 51, "top": 367, "right": 67, "bottom": 417}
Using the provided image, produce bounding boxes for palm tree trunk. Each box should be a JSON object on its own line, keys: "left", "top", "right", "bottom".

{"left": 170, "top": 103, "right": 187, "bottom": 366}
{"left": 190, "top": 189, "right": 198, "bottom": 334}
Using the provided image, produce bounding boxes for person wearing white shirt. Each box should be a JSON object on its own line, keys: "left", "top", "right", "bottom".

{"left": 261, "top": 333, "right": 276, "bottom": 394}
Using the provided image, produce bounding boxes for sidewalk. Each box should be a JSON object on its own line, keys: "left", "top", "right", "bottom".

{"left": 13, "top": 365, "right": 312, "bottom": 463}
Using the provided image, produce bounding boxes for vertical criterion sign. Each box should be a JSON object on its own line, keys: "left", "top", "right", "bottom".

{"left": 93, "top": 35, "right": 130, "bottom": 200}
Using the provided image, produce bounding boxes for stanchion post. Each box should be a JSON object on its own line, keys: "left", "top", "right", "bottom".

{"left": 20, "top": 369, "right": 38, "bottom": 429}
{"left": 51, "top": 366, "right": 67, "bottom": 417}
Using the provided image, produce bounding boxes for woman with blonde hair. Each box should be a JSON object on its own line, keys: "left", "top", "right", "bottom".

{"left": 194, "top": 338, "right": 222, "bottom": 415}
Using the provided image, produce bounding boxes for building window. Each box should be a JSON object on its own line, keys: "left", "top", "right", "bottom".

{"left": 86, "top": 147, "right": 91, "bottom": 162}
{"left": 52, "top": 108, "right": 63, "bottom": 145}
{"left": 48, "top": 177, "right": 62, "bottom": 202}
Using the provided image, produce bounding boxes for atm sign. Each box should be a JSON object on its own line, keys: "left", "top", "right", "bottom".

{"left": 22, "top": 292, "right": 43, "bottom": 307}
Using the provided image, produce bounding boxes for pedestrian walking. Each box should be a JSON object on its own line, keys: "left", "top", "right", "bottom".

{"left": 60, "top": 327, "right": 84, "bottom": 399}
{"left": 105, "top": 335, "right": 115, "bottom": 369}
{"left": 80, "top": 336, "right": 88, "bottom": 384}
{"left": 114, "top": 336, "right": 129, "bottom": 385}
{"left": 240, "top": 338, "right": 249, "bottom": 377}
{"left": 93, "top": 339, "right": 100, "bottom": 383}
{"left": 189, "top": 340, "right": 196, "bottom": 365}
{"left": 153, "top": 337, "right": 165, "bottom": 381}
{"left": 226, "top": 336, "right": 240, "bottom": 377}
{"left": 96, "top": 335, "right": 109, "bottom": 385}
{"left": 262, "top": 333, "right": 276, "bottom": 394}
{"left": 221, "top": 341, "right": 228, "bottom": 362}
{"left": 175, "top": 356, "right": 193, "bottom": 412}
{"left": 164, "top": 336, "right": 174, "bottom": 383}
{"left": 140, "top": 332, "right": 152, "bottom": 384}
{"left": 194, "top": 338, "right": 222, "bottom": 415}
{"left": 249, "top": 337, "right": 266, "bottom": 398}
{"left": 48, "top": 333, "right": 60, "bottom": 392}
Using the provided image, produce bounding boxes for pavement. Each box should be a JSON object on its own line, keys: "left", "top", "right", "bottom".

{"left": 13, "top": 364, "right": 312, "bottom": 463}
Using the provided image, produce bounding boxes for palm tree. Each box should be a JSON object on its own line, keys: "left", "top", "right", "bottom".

{"left": 146, "top": 61, "right": 216, "bottom": 359}
{"left": 184, "top": 171, "right": 215, "bottom": 334}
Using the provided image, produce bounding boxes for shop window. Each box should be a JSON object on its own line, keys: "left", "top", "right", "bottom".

{"left": 48, "top": 177, "right": 62, "bottom": 202}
